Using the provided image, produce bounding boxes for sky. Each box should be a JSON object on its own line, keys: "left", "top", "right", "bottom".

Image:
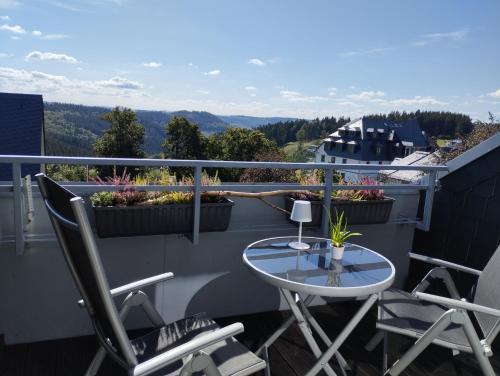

{"left": 0, "top": 0, "right": 499, "bottom": 120}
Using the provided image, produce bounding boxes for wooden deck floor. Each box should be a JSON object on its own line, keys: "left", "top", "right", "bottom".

{"left": 1, "top": 301, "right": 499, "bottom": 376}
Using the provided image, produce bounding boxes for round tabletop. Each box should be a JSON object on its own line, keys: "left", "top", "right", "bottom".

{"left": 243, "top": 236, "right": 395, "bottom": 298}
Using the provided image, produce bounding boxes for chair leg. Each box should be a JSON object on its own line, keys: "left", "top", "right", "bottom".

{"left": 460, "top": 311, "right": 496, "bottom": 376}
{"left": 382, "top": 332, "right": 388, "bottom": 375}
{"left": 84, "top": 346, "right": 106, "bottom": 376}
{"left": 386, "top": 309, "right": 456, "bottom": 376}
{"left": 365, "top": 330, "right": 385, "bottom": 352}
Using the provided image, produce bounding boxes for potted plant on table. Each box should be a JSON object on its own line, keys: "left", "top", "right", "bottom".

{"left": 328, "top": 210, "right": 362, "bottom": 260}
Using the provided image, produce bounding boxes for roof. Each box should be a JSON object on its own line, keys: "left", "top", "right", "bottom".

{"left": 323, "top": 117, "right": 429, "bottom": 161}
{"left": 0, "top": 92, "right": 44, "bottom": 181}
{"left": 443, "top": 132, "right": 500, "bottom": 178}
{"left": 380, "top": 151, "right": 441, "bottom": 183}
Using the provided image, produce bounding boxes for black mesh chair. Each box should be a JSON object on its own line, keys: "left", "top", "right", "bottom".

{"left": 36, "top": 173, "right": 266, "bottom": 376}
{"left": 365, "top": 246, "right": 500, "bottom": 376}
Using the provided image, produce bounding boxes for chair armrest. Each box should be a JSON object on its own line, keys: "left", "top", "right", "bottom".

{"left": 132, "top": 323, "right": 244, "bottom": 376}
{"left": 411, "top": 267, "right": 460, "bottom": 299}
{"left": 415, "top": 292, "right": 500, "bottom": 318}
{"left": 409, "top": 253, "right": 482, "bottom": 276}
{"left": 78, "top": 272, "right": 174, "bottom": 307}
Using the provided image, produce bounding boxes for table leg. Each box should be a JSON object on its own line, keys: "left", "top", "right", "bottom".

{"left": 256, "top": 295, "right": 315, "bottom": 355}
{"left": 297, "top": 298, "right": 350, "bottom": 376}
{"left": 305, "top": 294, "right": 379, "bottom": 376}
{"left": 281, "top": 289, "right": 338, "bottom": 376}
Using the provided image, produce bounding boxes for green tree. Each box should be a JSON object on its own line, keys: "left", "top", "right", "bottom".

{"left": 206, "top": 128, "right": 279, "bottom": 181}
{"left": 93, "top": 107, "right": 145, "bottom": 176}
{"left": 163, "top": 116, "right": 205, "bottom": 160}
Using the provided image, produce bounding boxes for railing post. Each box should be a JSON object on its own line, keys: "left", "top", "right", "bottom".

{"left": 12, "top": 163, "right": 25, "bottom": 255}
{"left": 192, "top": 165, "right": 202, "bottom": 245}
{"left": 321, "top": 168, "right": 334, "bottom": 237}
{"left": 417, "top": 170, "right": 437, "bottom": 231}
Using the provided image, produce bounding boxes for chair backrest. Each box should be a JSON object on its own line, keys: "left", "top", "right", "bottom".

{"left": 473, "top": 243, "right": 500, "bottom": 339}
{"left": 36, "top": 174, "right": 137, "bottom": 368}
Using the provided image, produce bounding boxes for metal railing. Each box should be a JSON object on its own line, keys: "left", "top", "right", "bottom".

{"left": 0, "top": 155, "right": 448, "bottom": 255}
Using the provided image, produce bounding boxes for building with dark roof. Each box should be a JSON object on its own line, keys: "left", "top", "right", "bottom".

{"left": 315, "top": 117, "right": 430, "bottom": 180}
{"left": 0, "top": 93, "right": 44, "bottom": 181}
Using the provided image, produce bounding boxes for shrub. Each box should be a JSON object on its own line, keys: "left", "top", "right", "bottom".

{"left": 90, "top": 191, "right": 114, "bottom": 207}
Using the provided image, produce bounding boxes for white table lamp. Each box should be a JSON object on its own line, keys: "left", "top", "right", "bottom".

{"left": 289, "top": 200, "right": 312, "bottom": 250}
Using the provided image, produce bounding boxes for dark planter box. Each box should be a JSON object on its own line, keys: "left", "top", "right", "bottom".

{"left": 284, "top": 196, "right": 394, "bottom": 226}
{"left": 93, "top": 198, "right": 234, "bottom": 238}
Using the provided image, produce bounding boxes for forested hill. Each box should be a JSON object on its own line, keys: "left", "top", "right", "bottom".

{"left": 218, "top": 115, "right": 297, "bottom": 128}
{"left": 44, "top": 103, "right": 298, "bottom": 156}
{"left": 258, "top": 116, "right": 352, "bottom": 146}
{"left": 258, "top": 111, "right": 473, "bottom": 147}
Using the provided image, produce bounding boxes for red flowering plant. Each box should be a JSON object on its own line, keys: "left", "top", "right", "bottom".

{"left": 290, "top": 171, "right": 385, "bottom": 202}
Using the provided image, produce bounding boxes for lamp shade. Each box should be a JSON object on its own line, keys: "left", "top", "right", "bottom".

{"left": 290, "top": 200, "right": 312, "bottom": 222}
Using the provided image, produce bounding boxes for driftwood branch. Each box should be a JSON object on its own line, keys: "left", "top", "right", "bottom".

{"left": 202, "top": 190, "right": 321, "bottom": 215}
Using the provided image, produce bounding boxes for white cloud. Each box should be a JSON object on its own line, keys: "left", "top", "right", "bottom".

{"left": 31, "top": 30, "right": 69, "bottom": 39}
{"left": 327, "top": 87, "right": 337, "bottom": 96}
{"left": 0, "top": 52, "right": 13, "bottom": 58}
{"left": 0, "top": 0, "right": 19, "bottom": 9}
{"left": 248, "top": 58, "right": 266, "bottom": 66}
{"left": 0, "top": 24, "right": 26, "bottom": 34}
{"left": 280, "top": 90, "right": 328, "bottom": 103}
{"left": 423, "top": 29, "right": 468, "bottom": 41}
{"left": 338, "top": 47, "right": 391, "bottom": 57}
{"left": 195, "top": 89, "right": 210, "bottom": 95}
{"left": 412, "top": 40, "right": 428, "bottom": 47}
{"left": 267, "top": 57, "right": 281, "bottom": 64}
{"left": 142, "top": 62, "right": 162, "bottom": 68}
{"left": 389, "top": 96, "right": 446, "bottom": 106}
{"left": 96, "top": 76, "right": 143, "bottom": 90}
{"left": 25, "top": 51, "right": 79, "bottom": 64}
{"left": 346, "top": 90, "right": 386, "bottom": 101}
{"left": 0, "top": 15, "right": 10, "bottom": 19}
{"left": 244, "top": 86, "right": 257, "bottom": 91}
{"left": 412, "top": 29, "right": 469, "bottom": 47}
{"left": 487, "top": 89, "right": 500, "bottom": 99}
{"left": 42, "top": 33, "right": 69, "bottom": 40}
{"left": 0, "top": 67, "right": 145, "bottom": 98}
{"left": 204, "top": 69, "right": 221, "bottom": 76}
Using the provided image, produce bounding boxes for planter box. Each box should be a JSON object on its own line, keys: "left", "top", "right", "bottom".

{"left": 284, "top": 196, "right": 394, "bottom": 226}
{"left": 93, "top": 198, "right": 234, "bottom": 238}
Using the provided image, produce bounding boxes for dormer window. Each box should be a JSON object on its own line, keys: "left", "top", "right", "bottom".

{"left": 347, "top": 140, "right": 357, "bottom": 153}
{"left": 335, "top": 139, "right": 344, "bottom": 152}
{"left": 375, "top": 145, "right": 382, "bottom": 155}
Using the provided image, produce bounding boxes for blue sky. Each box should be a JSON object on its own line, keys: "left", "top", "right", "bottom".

{"left": 1, "top": 0, "right": 499, "bottom": 119}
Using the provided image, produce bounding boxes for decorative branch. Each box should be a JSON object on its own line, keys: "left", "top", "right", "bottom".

{"left": 202, "top": 190, "right": 321, "bottom": 215}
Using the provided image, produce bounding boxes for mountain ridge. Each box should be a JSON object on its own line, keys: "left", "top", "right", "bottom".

{"left": 43, "top": 102, "right": 297, "bottom": 156}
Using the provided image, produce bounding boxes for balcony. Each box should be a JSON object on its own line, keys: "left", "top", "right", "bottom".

{"left": 0, "top": 152, "right": 498, "bottom": 376}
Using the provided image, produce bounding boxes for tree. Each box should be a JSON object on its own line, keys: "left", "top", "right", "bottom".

{"left": 205, "top": 128, "right": 279, "bottom": 181}
{"left": 239, "top": 150, "right": 296, "bottom": 183}
{"left": 163, "top": 116, "right": 205, "bottom": 160}
{"left": 93, "top": 107, "right": 145, "bottom": 176}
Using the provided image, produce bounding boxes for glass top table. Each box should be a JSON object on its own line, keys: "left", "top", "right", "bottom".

{"left": 244, "top": 236, "right": 396, "bottom": 376}
{"left": 243, "top": 236, "right": 395, "bottom": 298}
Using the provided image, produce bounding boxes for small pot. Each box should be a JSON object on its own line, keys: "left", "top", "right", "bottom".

{"left": 331, "top": 245, "right": 345, "bottom": 260}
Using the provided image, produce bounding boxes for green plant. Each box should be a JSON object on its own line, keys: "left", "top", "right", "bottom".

{"left": 90, "top": 191, "right": 114, "bottom": 207}
{"left": 328, "top": 210, "right": 361, "bottom": 247}
{"left": 150, "top": 191, "right": 193, "bottom": 205}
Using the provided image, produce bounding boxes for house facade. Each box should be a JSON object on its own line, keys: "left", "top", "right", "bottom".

{"left": 315, "top": 117, "right": 430, "bottom": 180}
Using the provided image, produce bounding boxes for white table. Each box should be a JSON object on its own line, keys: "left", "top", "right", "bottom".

{"left": 243, "top": 236, "right": 395, "bottom": 376}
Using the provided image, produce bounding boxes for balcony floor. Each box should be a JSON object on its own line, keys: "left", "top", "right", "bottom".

{"left": 1, "top": 300, "right": 499, "bottom": 376}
